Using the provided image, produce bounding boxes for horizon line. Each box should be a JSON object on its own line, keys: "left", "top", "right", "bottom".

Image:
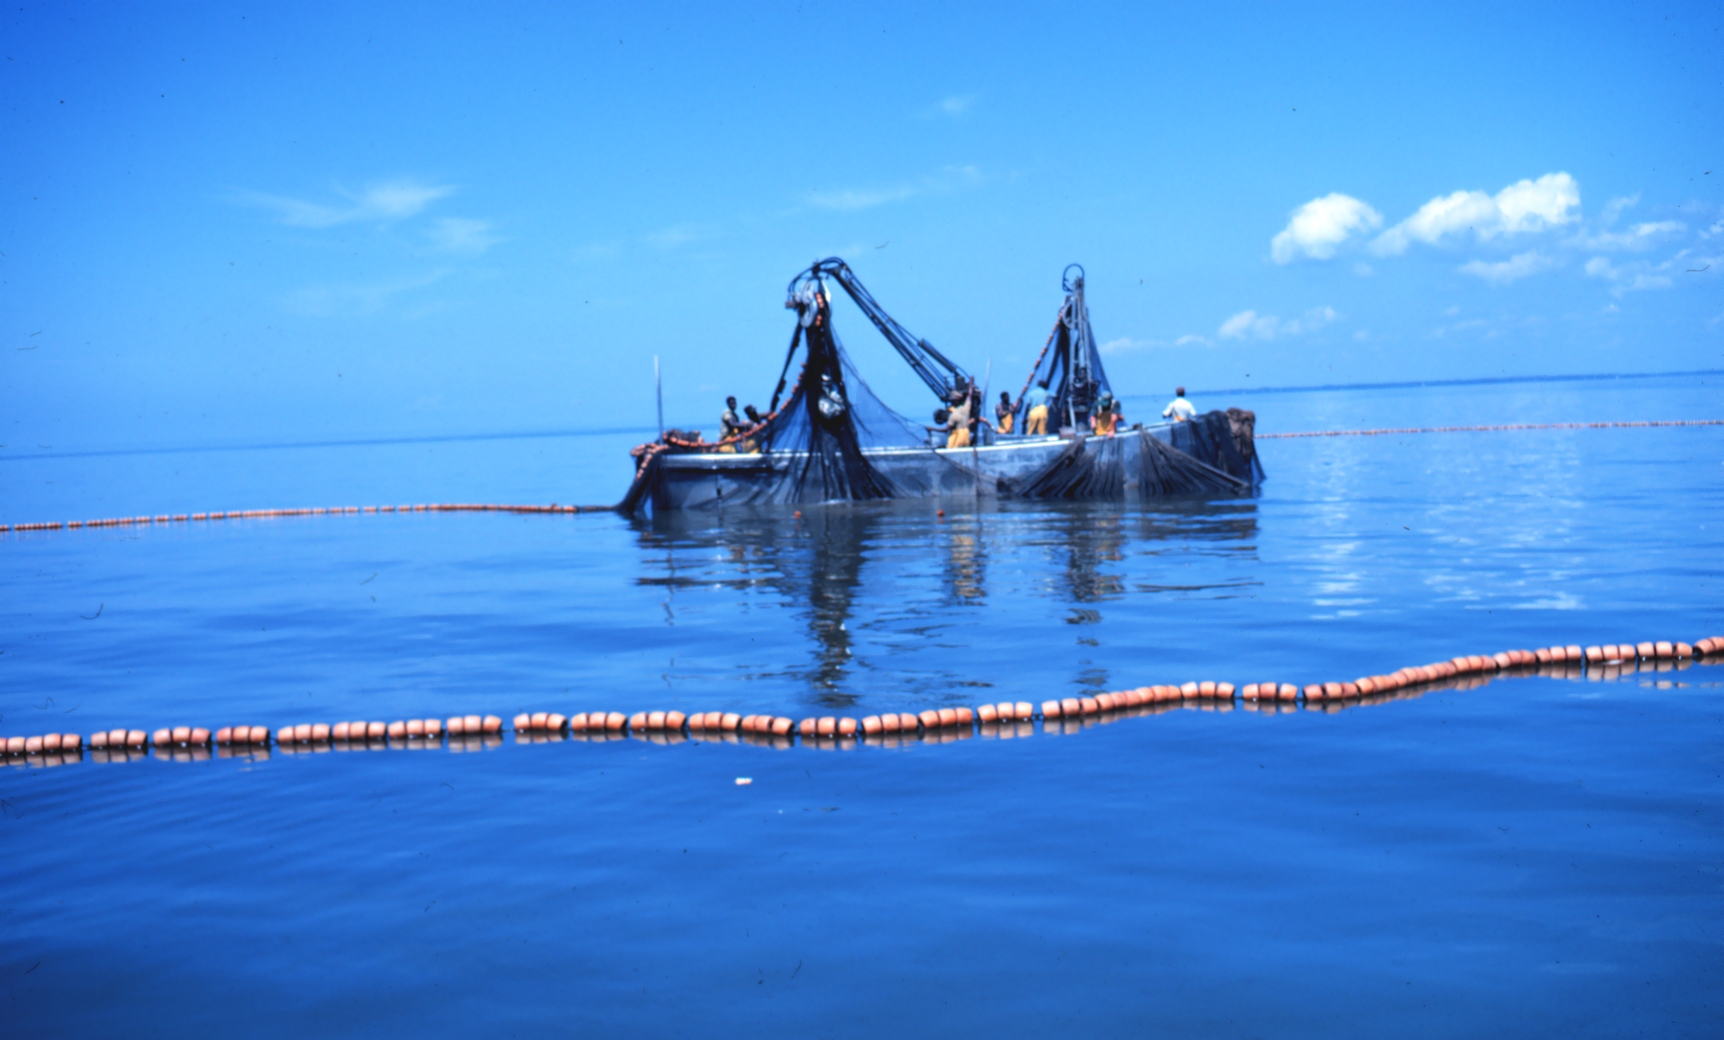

{"left": 1118, "top": 368, "right": 1723, "bottom": 400}
{"left": 8, "top": 368, "right": 1719, "bottom": 463}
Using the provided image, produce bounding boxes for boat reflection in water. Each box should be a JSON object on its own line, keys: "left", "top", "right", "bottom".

{"left": 629, "top": 499, "right": 1261, "bottom": 711}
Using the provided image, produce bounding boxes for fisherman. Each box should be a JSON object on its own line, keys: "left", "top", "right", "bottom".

{"left": 720, "top": 396, "right": 746, "bottom": 439}
{"left": 1091, "top": 392, "right": 1121, "bottom": 437}
{"left": 1162, "top": 387, "right": 1197, "bottom": 423}
{"left": 945, "top": 388, "right": 972, "bottom": 449}
{"left": 995, "top": 391, "right": 1015, "bottom": 435}
{"left": 716, "top": 395, "right": 746, "bottom": 453}
{"left": 1025, "top": 380, "right": 1051, "bottom": 435}
{"left": 738, "top": 404, "right": 762, "bottom": 453}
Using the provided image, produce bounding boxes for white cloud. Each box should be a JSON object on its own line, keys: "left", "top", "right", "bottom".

{"left": 427, "top": 217, "right": 502, "bottom": 254}
{"left": 807, "top": 165, "right": 981, "bottom": 211}
{"left": 285, "top": 269, "right": 451, "bottom": 316}
{"left": 1099, "top": 332, "right": 1213, "bottom": 354}
{"left": 1581, "top": 249, "right": 1718, "bottom": 296}
{"left": 1371, "top": 173, "right": 1579, "bottom": 255}
{"left": 922, "top": 93, "right": 977, "bottom": 118}
{"left": 1270, "top": 194, "right": 1383, "bottom": 263}
{"left": 1459, "top": 250, "right": 1555, "bottom": 284}
{"left": 1218, "top": 306, "right": 1339, "bottom": 341}
{"left": 644, "top": 224, "right": 713, "bottom": 248}
{"left": 1218, "top": 312, "right": 1264, "bottom": 339}
{"left": 1494, "top": 174, "right": 1582, "bottom": 233}
{"left": 807, "top": 185, "right": 920, "bottom": 211}
{"left": 1601, "top": 194, "right": 1640, "bottom": 224}
{"left": 239, "top": 180, "right": 456, "bottom": 227}
{"left": 1371, "top": 190, "right": 1498, "bottom": 255}
{"left": 1571, "top": 220, "right": 1686, "bottom": 251}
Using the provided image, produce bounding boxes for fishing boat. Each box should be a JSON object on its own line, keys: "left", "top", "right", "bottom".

{"left": 620, "top": 260, "right": 1261, "bottom": 513}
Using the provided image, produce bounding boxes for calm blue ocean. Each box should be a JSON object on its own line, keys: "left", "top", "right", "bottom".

{"left": 3, "top": 374, "right": 1721, "bottom": 1037}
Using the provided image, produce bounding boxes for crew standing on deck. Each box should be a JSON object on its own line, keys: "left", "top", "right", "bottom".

{"left": 721, "top": 396, "right": 746, "bottom": 438}
{"left": 1091, "top": 392, "right": 1121, "bottom": 436}
{"left": 738, "top": 404, "right": 762, "bottom": 453}
{"left": 1025, "top": 381, "right": 1051, "bottom": 435}
{"left": 1162, "top": 387, "right": 1197, "bottom": 423}
{"left": 945, "top": 388, "right": 972, "bottom": 449}
{"left": 995, "top": 391, "right": 1015, "bottom": 434}
{"left": 717, "top": 396, "right": 747, "bottom": 453}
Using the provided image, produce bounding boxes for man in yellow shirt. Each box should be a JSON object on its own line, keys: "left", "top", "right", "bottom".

{"left": 945, "top": 391, "right": 972, "bottom": 449}
{"left": 1024, "top": 381, "right": 1050, "bottom": 435}
{"left": 1091, "top": 393, "right": 1121, "bottom": 436}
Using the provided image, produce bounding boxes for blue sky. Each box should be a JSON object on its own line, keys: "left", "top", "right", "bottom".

{"left": 4, "top": 1, "right": 1721, "bottom": 451}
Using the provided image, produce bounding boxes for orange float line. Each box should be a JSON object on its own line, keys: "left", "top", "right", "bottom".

{"left": 10, "top": 636, "right": 1719, "bottom": 763}
{"left": 5, "top": 502, "right": 605, "bottom": 534}
{"left": 1259, "top": 419, "right": 1724, "bottom": 439}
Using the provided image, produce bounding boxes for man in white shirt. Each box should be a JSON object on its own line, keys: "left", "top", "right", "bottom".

{"left": 1162, "top": 386, "right": 1197, "bottom": 422}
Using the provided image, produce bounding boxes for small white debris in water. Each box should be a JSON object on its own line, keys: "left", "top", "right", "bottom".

{"left": 735, "top": 777, "right": 752, "bottom": 786}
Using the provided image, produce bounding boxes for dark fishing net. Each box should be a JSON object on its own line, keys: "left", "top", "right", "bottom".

{"left": 743, "top": 314, "right": 920, "bottom": 502}
{"left": 1168, "top": 410, "right": 1265, "bottom": 484}
{"left": 1005, "top": 266, "right": 1114, "bottom": 435}
{"left": 619, "top": 295, "right": 964, "bottom": 513}
{"left": 1014, "top": 428, "right": 1249, "bottom": 500}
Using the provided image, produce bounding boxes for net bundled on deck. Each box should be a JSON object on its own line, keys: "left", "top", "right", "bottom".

{"left": 1168, "top": 409, "right": 1264, "bottom": 484}
{"left": 1013, "top": 428, "right": 1248, "bottom": 500}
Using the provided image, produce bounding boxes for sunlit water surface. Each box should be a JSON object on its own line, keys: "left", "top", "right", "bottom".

{"left": 3, "top": 375, "right": 1722, "bottom": 1037}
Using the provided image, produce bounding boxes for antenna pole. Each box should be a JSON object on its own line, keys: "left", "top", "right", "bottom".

{"left": 654, "top": 355, "right": 664, "bottom": 440}
{"left": 974, "top": 359, "right": 991, "bottom": 499}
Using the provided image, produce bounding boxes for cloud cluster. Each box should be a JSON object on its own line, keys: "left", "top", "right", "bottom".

{"left": 428, "top": 217, "right": 503, "bottom": 254}
{"left": 238, "top": 178, "right": 503, "bottom": 260}
{"left": 1265, "top": 175, "right": 1718, "bottom": 304}
{"left": 1458, "top": 250, "right": 1554, "bottom": 284}
{"left": 1098, "top": 333, "right": 1212, "bottom": 355}
{"left": 1272, "top": 173, "right": 1582, "bottom": 265}
{"left": 1570, "top": 219, "right": 1685, "bottom": 251}
{"left": 1372, "top": 173, "right": 1580, "bottom": 255}
{"left": 1585, "top": 249, "right": 1718, "bottom": 296}
{"left": 238, "top": 177, "right": 505, "bottom": 320}
{"left": 921, "top": 93, "right": 977, "bottom": 118}
{"left": 808, "top": 165, "right": 982, "bottom": 211}
{"left": 1270, "top": 194, "right": 1383, "bottom": 263}
{"left": 285, "top": 269, "right": 451, "bottom": 317}
{"left": 241, "top": 180, "right": 456, "bottom": 228}
{"left": 1217, "top": 306, "right": 1338, "bottom": 341}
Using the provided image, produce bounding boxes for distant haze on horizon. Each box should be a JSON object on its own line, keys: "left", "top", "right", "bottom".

{"left": 3, "top": 1, "right": 1720, "bottom": 453}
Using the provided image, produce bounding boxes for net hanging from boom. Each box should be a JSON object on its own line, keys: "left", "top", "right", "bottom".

{"left": 1003, "top": 266, "right": 1264, "bottom": 500}
{"left": 619, "top": 275, "right": 968, "bottom": 511}
{"left": 1007, "top": 265, "right": 1114, "bottom": 436}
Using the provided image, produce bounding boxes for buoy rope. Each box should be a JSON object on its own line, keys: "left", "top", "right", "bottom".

{"left": 1257, "top": 419, "right": 1724, "bottom": 440}
{"left": 9, "top": 420, "right": 1719, "bottom": 533}
{"left": 7, "top": 636, "right": 1720, "bottom": 763}
{"left": 1, "top": 501, "right": 612, "bottom": 534}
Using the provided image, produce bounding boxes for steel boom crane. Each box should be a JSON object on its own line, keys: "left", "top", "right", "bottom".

{"left": 785, "top": 258, "right": 970, "bottom": 403}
